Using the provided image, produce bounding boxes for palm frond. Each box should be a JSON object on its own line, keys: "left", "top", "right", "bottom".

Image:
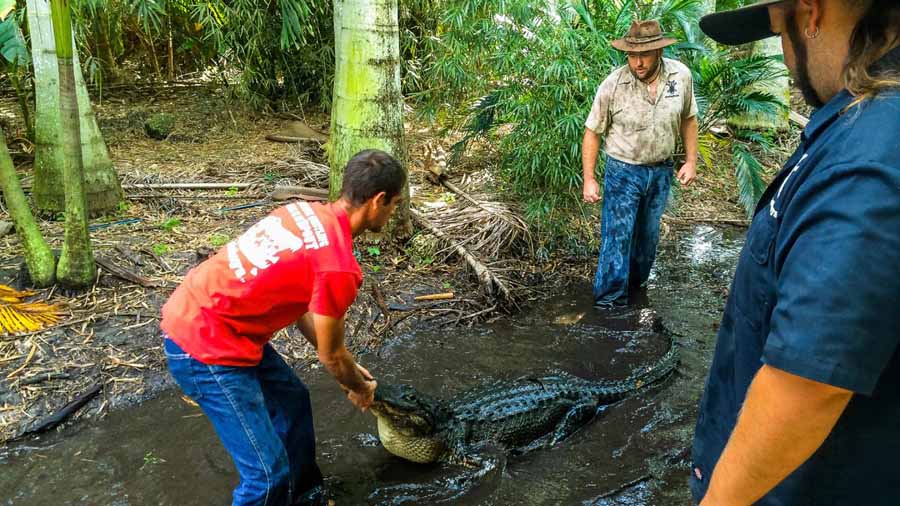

{"left": 0, "top": 285, "right": 62, "bottom": 336}
{"left": 732, "top": 142, "right": 768, "bottom": 216}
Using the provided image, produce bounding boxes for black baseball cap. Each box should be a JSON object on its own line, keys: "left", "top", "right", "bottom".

{"left": 699, "top": 0, "right": 786, "bottom": 46}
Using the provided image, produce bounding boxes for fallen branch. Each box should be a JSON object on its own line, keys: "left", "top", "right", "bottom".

{"left": 19, "top": 372, "right": 72, "bottom": 386}
{"left": 122, "top": 182, "right": 257, "bottom": 190}
{"left": 269, "top": 186, "right": 330, "bottom": 201}
{"left": 265, "top": 134, "right": 323, "bottom": 144}
{"left": 16, "top": 383, "right": 103, "bottom": 438}
{"left": 122, "top": 183, "right": 329, "bottom": 202}
{"left": 96, "top": 256, "right": 160, "bottom": 288}
{"left": 411, "top": 209, "right": 514, "bottom": 304}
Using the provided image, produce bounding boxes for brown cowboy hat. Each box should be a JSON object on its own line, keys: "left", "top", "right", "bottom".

{"left": 700, "top": 0, "right": 785, "bottom": 45}
{"left": 611, "top": 20, "right": 678, "bottom": 52}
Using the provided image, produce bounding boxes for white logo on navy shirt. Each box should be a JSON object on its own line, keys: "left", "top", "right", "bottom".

{"left": 769, "top": 153, "right": 809, "bottom": 219}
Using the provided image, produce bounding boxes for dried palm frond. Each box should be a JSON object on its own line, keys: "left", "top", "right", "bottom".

{"left": 273, "top": 157, "right": 330, "bottom": 189}
{"left": 0, "top": 285, "right": 62, "bottom": 336}
{"left": 419, "top": 195, "right": 532, "bottom": 259}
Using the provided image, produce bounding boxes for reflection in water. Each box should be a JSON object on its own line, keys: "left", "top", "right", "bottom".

{"left": 0, "top": 226, "right": 744, "bottom": 506}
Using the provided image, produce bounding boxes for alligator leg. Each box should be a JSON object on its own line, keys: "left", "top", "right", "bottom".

{"left": 370, "top": 444, "right": 506, "bottom": 504}
{"left": 549, "top": 401, "right": 599, "bottom": 446}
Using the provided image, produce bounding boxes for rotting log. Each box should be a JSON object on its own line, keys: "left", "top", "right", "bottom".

{"left": 410, "top": 209, "right": 513, "bottom": 304}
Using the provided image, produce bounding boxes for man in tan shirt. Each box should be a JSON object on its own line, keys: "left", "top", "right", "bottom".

{"left": 582, "top": 20, "right": 699, "bottom": 307}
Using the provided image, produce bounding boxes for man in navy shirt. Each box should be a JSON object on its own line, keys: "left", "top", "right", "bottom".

{"left": 692, "top": 1, "right": 900, "bottom": 505}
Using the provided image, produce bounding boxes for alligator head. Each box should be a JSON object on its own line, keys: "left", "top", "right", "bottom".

{"left": 371, "top": 383, "right": 449, "bottom": 463}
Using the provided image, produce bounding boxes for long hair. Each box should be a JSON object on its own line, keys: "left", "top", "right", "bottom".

{"left": 843, "top": 0, "right": 900, "bottom": 107}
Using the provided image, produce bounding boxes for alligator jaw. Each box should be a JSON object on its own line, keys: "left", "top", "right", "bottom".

{"left": 376, "top": 416, "right": 446, "bottom": 463}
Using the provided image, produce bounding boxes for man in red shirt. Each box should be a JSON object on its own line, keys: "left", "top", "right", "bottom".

{"left": 161, "top": 149, "right": 405, "bottom": 505}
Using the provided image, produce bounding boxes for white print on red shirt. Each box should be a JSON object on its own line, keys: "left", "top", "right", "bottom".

{"left": 286, "top": 203, "right": 322, "bottom": 250}
{"left": 226, "top": 212, "right": 327, "bottom": 282}
{"left": 299, "top": 202, "right": 330, "bottom": 248}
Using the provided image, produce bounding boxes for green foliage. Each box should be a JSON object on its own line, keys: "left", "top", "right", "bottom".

{"left": 59, "top": 0, "right": 442, "bottom": 110}
{"left": 366, "top": 246, "right": 381, "bottom": 257}
{"left": 116, "top": 200, "right": 131, "bottom": 215}
{"left": 157, "top": 217, "right": 181, "bottom": 232}
{"left": 192, "top": 0, "right": 334, "bottom": 109}
{"left": 144, "top": 112, "right": 176, "bottom": 139}
{"left": 731, "top": 141, "right": 767, "bottom": 215}
{"left": 0, "top": 11, "right": 27, "bottom": 66}
{"left": 419, "top": 0, "right": 704, "bottom": 246}
{"left": 420, "top": 0, "right": 786, "bottom": 240}
{"left": 140, "top": 451, "right": 166, "bottom": 470}
{"left": 0, "top": 1, "right": 14, "bottom": 21}
{"left": 152, "top": 242, "right": 169, "bottom": 256}
{"left": 689, "top": 52, "right": 787, "bottom": 134}
{"left": 689, "top": 51, "right": 788, "bottom": 214}
{"left": 69, "top": 0, "right": 215, "bottom": 83}
{"left": 208, "top": 232, "right": 229, "bottom": 247}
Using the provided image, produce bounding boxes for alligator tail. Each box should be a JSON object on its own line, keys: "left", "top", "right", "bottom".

{"left": 589, "top": 337, "right": 679, "bottom": 402}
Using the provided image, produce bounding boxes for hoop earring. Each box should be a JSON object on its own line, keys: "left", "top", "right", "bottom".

{"left": 805, "top": 26, "right": 820, "bottom": 39}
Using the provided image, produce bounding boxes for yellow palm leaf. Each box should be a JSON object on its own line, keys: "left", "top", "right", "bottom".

{"left": 0, "top": 284, "right": 62, "bottom": 336}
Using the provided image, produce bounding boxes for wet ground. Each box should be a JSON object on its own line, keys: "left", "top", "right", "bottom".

{"left": 0, "top": 225, "right": 744, "bottom": 506}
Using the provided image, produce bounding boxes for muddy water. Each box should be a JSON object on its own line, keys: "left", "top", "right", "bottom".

{"left": 0, "top": 225, "right": 743, "bottom": 506}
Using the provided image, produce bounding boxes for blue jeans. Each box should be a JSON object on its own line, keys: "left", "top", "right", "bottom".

{"left": 593, "top": 155, "right": 672, "bottom": 306}
{"left": 164, "top": 337, "right": 324, "bottom": 506}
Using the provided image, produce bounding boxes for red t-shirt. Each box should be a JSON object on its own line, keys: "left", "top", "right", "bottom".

{"left": 161, "top": 202, "right": 361, "bottom": 366}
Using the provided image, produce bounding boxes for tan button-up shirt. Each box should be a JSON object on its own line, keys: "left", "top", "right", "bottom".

{"left": 585, "top": 57, "right": 698, "bottom": 166}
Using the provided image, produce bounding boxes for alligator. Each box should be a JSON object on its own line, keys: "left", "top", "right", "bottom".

{"left": 370, "top": 340, "right": 679, "bottom": 464}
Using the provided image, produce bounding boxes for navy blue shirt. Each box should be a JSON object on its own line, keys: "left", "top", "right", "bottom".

{"left": 691, "top": 50, "right": 900, "bottom": 505}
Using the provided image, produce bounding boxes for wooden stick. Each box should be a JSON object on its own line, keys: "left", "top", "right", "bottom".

{"left": 269, "top": 186, "right": 330, "bottom": 201}
{"left": 410, "top": 209, "right": 513, "bottom": 303}
{"left": 122, "top": 182, "right": 257, "bottom": 190}
{"left": 96, "top": 256, "right": 160, "bottom": 288}
{"left": 19, "top": 372, "right": 72, "bottom": 386}
{"left": 414, "top": 292, "right": 454, "bottom": 301}
{"left": 265, "top": 134, "right": 323, "bottom": 144}
{"left": 16, "top": 383, "right": 103, "bottom": 437}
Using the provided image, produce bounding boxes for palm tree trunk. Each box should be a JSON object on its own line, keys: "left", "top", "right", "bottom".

{"left": 0, "top": 139, "right": 55, "bottom": 287}
{"left": 27, "top": 0, "right": 122, "bottom": 216}
{"left": 50, "top": 0, "right": 95, "bottom": 288}
{"left": 330, "top": 0, "right": 411, "bottom": 236}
